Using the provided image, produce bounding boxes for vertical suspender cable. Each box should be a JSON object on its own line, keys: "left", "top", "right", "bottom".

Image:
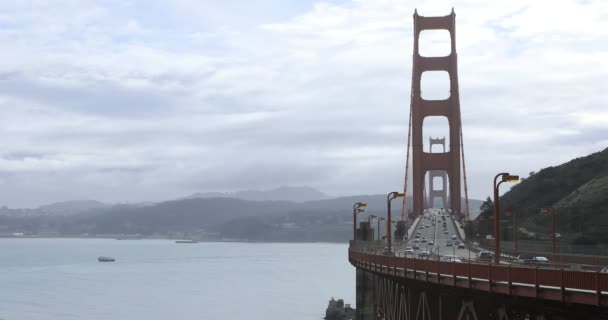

{"left": 459, "top": 118, "right": 470, "bottom": 221}
{"left": 401, "top": 106, "right": 412, "bottom": 224}
{"left": 402, "top": 15, "right": 417, "bottom": 227}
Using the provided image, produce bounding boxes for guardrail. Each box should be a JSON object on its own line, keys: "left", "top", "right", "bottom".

{"left": 474, "top": 240, "right": 608, "bottom": 269}
{"left": 349, "top": 240, "right": 608, "bottom": 307}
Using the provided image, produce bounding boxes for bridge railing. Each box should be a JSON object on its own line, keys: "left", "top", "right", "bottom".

{"left": 351, "top": 240, "right": 608, "bottom": 269}
{"left": 349, "top": 240, "right": 608, "bottom": 306}
{"left": 473, "top": 239, "right": 608, "bottom": 269}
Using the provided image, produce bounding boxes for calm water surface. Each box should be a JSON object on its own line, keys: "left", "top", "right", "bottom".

{"left": 0, "top": 239, "right": 355, "bottom": 320}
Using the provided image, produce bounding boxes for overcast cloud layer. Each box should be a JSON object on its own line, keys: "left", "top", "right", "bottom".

{"left": 0, "top": 0, "right": 606, "bottom": 207}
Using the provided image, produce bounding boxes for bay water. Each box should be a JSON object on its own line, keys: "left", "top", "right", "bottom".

{"left": 0, "top": 239, "right": 355, "bottom": 320}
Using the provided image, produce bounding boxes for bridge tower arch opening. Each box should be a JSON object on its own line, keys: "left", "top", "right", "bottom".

{"left": 427, "top": 137, "right": 449, "bottom": 208}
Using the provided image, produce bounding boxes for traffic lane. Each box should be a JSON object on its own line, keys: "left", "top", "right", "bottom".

{"left": 406, "top": 213, "right": 434, "bottom": 249}
{"left": 436, "top": 214, "right": 475, "bottom": 259}
{"left": 406, "top": 210, "right": 476, "bottom": 260}
{"left": 407, "top": 210, "right": 441, "bottom": 251}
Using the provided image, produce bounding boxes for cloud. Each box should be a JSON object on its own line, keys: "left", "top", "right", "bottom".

{"left": 0, "top": 0, "right": 606, "bottom": 207}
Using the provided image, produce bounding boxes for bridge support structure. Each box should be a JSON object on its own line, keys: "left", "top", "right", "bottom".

{"left": 410, "top": 9, "right": 462, "bottom": 218}
{"left": 356, "top": 221, "right": 376, "bottom": 320}
{"left": 371, "top": 275, "right": 608, "bottom": 320}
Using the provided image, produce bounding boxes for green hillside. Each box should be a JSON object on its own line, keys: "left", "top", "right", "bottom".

{"left": 475, "top": 147, "right": 608, "bottom": 246}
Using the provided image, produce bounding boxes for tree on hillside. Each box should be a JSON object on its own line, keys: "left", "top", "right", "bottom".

{"left": 479, "top": 196, "right": 493, "bottom": 217}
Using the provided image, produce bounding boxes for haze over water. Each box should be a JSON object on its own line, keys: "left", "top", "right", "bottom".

{"left": 0, "top": 239, "right": 354, "bottom": 320}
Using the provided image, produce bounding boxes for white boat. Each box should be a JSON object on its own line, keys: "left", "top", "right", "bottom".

{"left": 175, "top": 240, "right": 198, "bottom": 243}
{"left": 98, "top": 256, "right": 115, "bottom": 262}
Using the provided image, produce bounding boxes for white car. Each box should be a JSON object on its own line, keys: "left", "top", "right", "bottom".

{"left": 418, "top": 250, "right": 430, "bottom": 258}
{"left": 451, "top": 235, "right": 457, "bottom": 240}
{"left": 404, "top": 247, "right": 414, "bottom": 255}
{"left": 440, "top": 255, "right": 463, "bottom": 263}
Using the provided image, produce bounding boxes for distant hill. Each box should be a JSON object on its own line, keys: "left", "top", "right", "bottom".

{"left": 37, "top": 200, "right": 108, "bottom": 215}
{"left": 0, "top": 200, "right": 108, "bottom": 217}
{"left": 0, "top": 188, "right": 482, "bottom": 242}
{"left": 475, "top": 147, "right": 608, "bottom": 244}
{"left": 188, "top": 186, "right": 329, "bottom": 203}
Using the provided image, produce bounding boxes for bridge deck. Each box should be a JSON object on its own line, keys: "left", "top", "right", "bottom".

{"left": 350, "top": 245, "right": 608, "bottom": 307}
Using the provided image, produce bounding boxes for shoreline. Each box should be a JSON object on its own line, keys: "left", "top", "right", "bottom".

{"left": 0, "top": 236, "right": 350, "bottom": 244}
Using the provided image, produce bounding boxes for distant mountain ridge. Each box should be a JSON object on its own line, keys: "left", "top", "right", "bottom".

{"left": 0, "top": 200, "right": 108, "bottom": 217}
{"left": 38, "top": 200, "right": 108, "bottom": 215}
{"left": 0, "top": 185, "right": 483, "bottom": 242}
{"left": 187, "top": 186, "right": 330, "bottom": 203}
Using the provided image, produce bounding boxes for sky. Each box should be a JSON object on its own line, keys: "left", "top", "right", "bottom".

{"left": 0, "top": 0, "right": 607, "bottom": 207}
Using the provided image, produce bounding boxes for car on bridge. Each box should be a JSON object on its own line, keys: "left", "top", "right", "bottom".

{"left": 440, "top": 255, "right": 463, "bottom": 263}
{"left": 428, "top": 241, "right": 434, "bottom": 246}
{"left": 457, "top": 243, "right": 465, "bottom": 249}
{"left": 446, "top": 240, "right": 453, "bottom": 247}
{"left": 533, "top": 256, "right": 549, "bottom": 264}
{"left": 412, "top": 244, "right": 420, "bottom": 250}
{"left": 516, "top": 254, "right": 549, "bottom": 265}
{"left": 418, "top": 250, "right": 430, "bottom": 258}
{"left": 403, "top": 247, "right": 414, "bottom": 255}
{"left": 477, "top": 251, "right": 494, "bottom": 261}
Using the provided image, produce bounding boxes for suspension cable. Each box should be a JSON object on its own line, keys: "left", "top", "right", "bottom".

{"left": 460, "top": 116, "right": 470, "bottom": 221}
{"left": 401, "top": 101, "right": 413, "bottom": 224}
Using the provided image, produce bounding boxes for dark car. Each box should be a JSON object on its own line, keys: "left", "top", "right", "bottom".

{"left": 478, "top": 251, "right": 494, "bottom": 261}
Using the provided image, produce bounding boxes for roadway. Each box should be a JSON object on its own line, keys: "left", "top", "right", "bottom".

{"left": 404, "top": 208, "right": 476, "bottom": 261}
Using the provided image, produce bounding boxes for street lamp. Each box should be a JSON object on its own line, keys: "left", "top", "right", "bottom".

{"left": 540, "top": 207, "right": 556, "bottom": 254}
{"left": 353, "top": 202, "right": 367, "bottom": 240}
{"left": 367, "top": 215, "right": 377, "bottom": 242}
{"left": 505, "top": 211, "right": 518, "bottom": 252}
{"left": 387, "top": 191, "right": 405, "bottom": 253}
{"left": 493, "top": 173, "right": 519, "bottom": 264}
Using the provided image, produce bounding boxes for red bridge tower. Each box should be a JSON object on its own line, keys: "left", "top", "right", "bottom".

{"left": 410, "top": 9, "right": 462, "bottom": 217}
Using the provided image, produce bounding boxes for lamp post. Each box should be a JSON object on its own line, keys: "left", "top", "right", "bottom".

{"left": 493, "top": 173, "right": 519, "bottom": 264}
{"left": 367, "top": 215, "right": 377, "bottom": 242}
{"left": 353, "top": 202, "right": 367, "bottom": 240}
{"left": 505, "top": 211, "right": 518, "bottom": 252}
{"left": 540, "top": 207, "right": 556, "bottom": 254}
{"left": 387, "top": 191, "right": 405, "bottom": 253}
{"left": 377, "top": 217, "right": 386, "bottom": 241}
